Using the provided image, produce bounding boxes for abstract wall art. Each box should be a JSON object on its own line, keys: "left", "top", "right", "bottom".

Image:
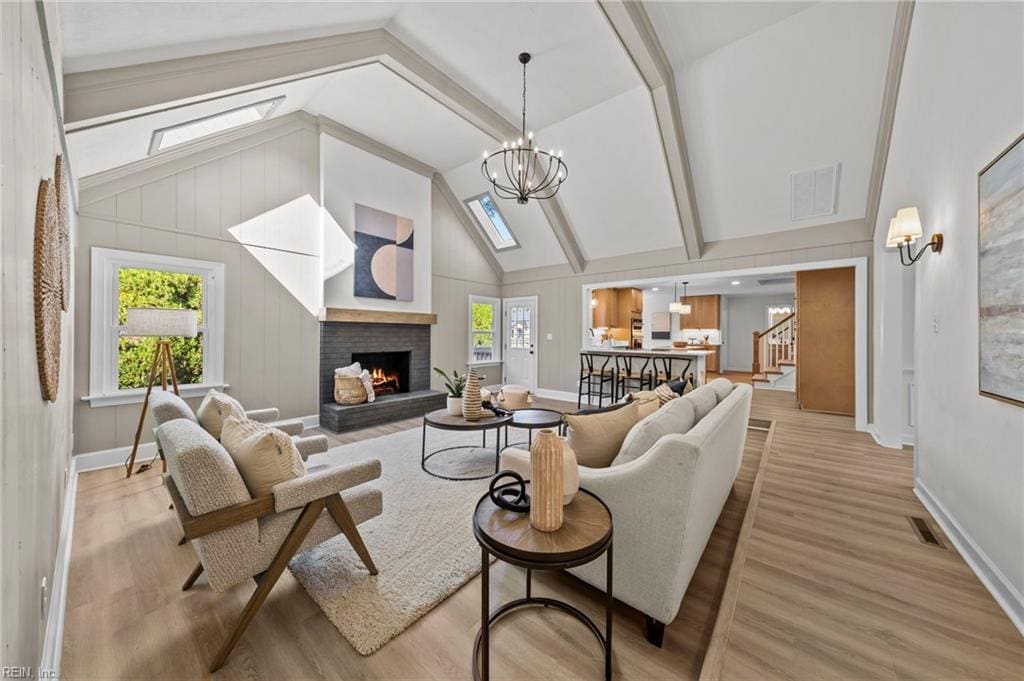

{"left": 978, "top": 131, "right": 1024, "bottom": 406}
{"left": 353, "top": 203, "right": 414, "bottom": 301}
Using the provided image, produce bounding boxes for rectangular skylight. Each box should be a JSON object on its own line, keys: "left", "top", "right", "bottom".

{"left": 465, "top": 193, "right": 519, "bottom": 251}
{"left": 149, "top": 97, "right": 284, "bottom": 155}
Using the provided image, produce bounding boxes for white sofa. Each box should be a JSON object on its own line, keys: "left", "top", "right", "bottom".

{"left": 501, "top": 378, "right": 752, "bottom": 645}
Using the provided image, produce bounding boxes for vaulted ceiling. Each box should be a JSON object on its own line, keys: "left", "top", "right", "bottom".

{"left": 60, "top": 1, "right": 900, "bottom": 273}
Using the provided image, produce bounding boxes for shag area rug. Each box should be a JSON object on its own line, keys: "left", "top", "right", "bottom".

{"left": 289, "top": 423, "right": 532, "bottom": 655}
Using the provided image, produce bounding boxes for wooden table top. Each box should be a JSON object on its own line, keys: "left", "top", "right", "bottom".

{"left": 473, "top": 489, "right": 612, "bottom": 565}
{"left": 423, "top": 409, "right": 511, "bottom": 430}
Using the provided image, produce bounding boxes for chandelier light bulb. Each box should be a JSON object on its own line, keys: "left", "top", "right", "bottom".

{"left": 528, "top": 131, "right": 533, "bottom": 139}
{"left": 502, "top": 141, "right": 508, "bottom": 149}
{"left": 558, "top": 150, "right": 563, "bottom": 158}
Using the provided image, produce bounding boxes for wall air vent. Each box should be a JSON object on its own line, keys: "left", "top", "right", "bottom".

{"left": 791, "top": 162, "right": 840, "bottom": 221}
{"left": 756, "top": 277, "right": 795, "bottom": 287}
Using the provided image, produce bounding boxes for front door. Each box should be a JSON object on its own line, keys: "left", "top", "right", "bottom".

{"left": 503, "top": 296, "right": 538, "bottom": 391}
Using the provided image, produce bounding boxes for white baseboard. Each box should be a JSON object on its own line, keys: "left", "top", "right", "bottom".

{"left": 534, "top": 387, "right": 579, "bottom": 404}
{"left": 40, "top": 456, "right": 79, "bottom": 677}
{"left": 75, "top": 442, "right": 158, "bottom": 472}
{"left": 915, "top": 480, "right": 1024, "bottom": 637}
{"left": 867, "top": 424, "right": 915, "bottom": 450}
{"left": 74, "top": 414, "right": 321, "bottom": 468}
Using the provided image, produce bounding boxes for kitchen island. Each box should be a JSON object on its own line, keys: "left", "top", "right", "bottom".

{"left": 580, "top": 347, "right": 713, "bottom": 389}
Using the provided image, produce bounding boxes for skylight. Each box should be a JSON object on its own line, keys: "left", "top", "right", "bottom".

{"left": 149, "top": 97, "right": 284, "bottom": 154}
{"left": 465, "top": 193, "right": 519, "bottom": 251}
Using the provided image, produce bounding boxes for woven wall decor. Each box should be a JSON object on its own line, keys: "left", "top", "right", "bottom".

{"left": 34, "top": 178, "right": 61, "bottom": 402}
{"left": 55, "top": 155, "right": 71, "bottom": 311}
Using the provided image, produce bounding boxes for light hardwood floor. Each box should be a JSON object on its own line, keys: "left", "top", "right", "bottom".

{"left": 61, "top": 392, "right": 1022, "bottom": 680}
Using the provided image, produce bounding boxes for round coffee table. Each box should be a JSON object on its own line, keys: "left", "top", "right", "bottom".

{"left": 421, "top": 409, "right": 513, "bottom": 481}
{"left": 501, "top": 407, "right": 564, "bottom": 452}
{"left": 472, "top": 488, "right": 613, "bottom": 681}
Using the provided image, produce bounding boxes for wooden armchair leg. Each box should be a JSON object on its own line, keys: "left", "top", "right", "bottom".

{"left": 182, "top": 563, "right": 204, "bottom": 591}
{"left": 326, "top": 494, "right": 378, "bottom": 575}
{"left": 208, "top": 498, "right": 326, "bottom": 673}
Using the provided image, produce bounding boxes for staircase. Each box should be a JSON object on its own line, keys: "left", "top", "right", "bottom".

{"left": 751, "top": 313, "right": 796, "bottom": 391}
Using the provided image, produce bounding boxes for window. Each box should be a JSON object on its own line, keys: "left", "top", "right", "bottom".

{"left": 465, "top": 193, "right": 519, "bottom": 251}
{"left": 87, "top": 248, "right": 225, "bottom": 406}
{"left": 469, "top": 295, "right": 501, "bottom": 364}
{"left": 149, "top": 97, "right": 284, "bottom": 155}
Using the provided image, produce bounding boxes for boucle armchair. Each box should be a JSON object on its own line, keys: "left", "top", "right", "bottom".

{"left": 150, "top": 389, "right": 328, "bottom": 459}
{"left": 156, "top": 419, "right": 382, "bottom": 672}
{"left": 500, "top": 379, "right": 752, "bottom": 646}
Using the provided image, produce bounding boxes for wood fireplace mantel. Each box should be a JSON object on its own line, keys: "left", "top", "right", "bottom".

{"left": 320, "top": 308, "right": 437, "bottom": 325}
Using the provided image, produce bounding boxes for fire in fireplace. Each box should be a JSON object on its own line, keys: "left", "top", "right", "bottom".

{"left": 352, "top": 351, "right": 410, "bottom": 397}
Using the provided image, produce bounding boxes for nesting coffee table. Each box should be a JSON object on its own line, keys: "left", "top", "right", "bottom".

{"left": 501, "top": 407, "right": 564, "bottom": 452}
{"left": 421, "top": 409, "right": 512, "bottom": 481}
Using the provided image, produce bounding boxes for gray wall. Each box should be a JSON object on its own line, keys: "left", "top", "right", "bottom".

{"left": 429, "top": 182, "right": 502, "bottom": 388}
{"left": 722, "top": 294, "right": 794, "bottom": 371}
{"left": 0, "top": 2, "right": 75, "bottom": 667}
{"left": 74, "top": 121, "right": 322, "bottom": 454}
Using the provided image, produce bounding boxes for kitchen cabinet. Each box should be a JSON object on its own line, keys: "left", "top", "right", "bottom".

{"left": 615, "top": 288, "right": 643, "bottom": 328}
{"left": 592, "top": 288, "right": 618, "bottom": 328}
{"left": 679, "top": 294, "right": 719, "bottom": 330}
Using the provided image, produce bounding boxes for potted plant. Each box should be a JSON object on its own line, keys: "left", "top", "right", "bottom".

{"left": 433, "top": 367, "right": 468, "bottom": 415}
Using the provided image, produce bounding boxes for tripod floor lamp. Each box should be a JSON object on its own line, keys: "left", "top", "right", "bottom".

{"left": 125, "top": 307, "right": 199, "bottom": 478}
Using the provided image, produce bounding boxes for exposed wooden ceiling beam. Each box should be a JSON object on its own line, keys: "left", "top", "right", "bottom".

{"left": 598, "top": 0, "right": 704, "bottom": 260}
{"left": 63, "top": 27, "right": 586, "bottom": 273}
{"left": 865, "top": 1, "right": 915, "bottom": 236}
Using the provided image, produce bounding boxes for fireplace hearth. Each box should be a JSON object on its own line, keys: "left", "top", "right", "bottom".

{"left": 320, "top": 321, "right": 444, "bottom": 432}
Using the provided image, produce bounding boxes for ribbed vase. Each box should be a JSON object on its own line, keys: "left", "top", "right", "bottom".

{"left": 530, "top": 429, "right": 564, "bottom": 532}
{"left": 462, "top": 369, "right": 482, "bottom": 421}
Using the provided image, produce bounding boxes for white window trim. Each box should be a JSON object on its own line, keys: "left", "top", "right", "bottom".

{"left": 84, "top": 248, "right": 226, "bottom": 407}
{"left": 468, "top": 295, "right": 502, "bottom": 366}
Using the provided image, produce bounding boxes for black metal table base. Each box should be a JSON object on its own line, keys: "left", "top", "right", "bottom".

{"left": 421, "top": 424, "right": 502, "bottom": 481}
{"left": 473, "top": 544, "right": 613, "bottom": 681}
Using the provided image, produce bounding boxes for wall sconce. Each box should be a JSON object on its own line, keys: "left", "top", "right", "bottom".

{"left": 885, "top": 207, "right": 943, "bottom": 266}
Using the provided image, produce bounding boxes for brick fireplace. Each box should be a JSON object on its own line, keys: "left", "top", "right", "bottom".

{"left": 319, "top": 316, "right": 445, "bottom": 432}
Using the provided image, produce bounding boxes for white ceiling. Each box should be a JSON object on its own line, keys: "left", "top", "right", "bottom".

{"left": 444, "top": 158, "right": 568, "bottom": 271}
{"left": 60, "top": 1, "right": 900, "bottom": 271}
{"left": 59, "top": 2, "right": 402, "bottom": 72}
{"left": 646, "top": 1, "right": 817, "bottom": 66}
{"left": 634, "top": 273, "right": 796, "bottom": 297}
{"left": 537, "top": 87, "right": 684, "bottom": 260}
{"left": 675, "top": 1, "right": 896, "bottom": 242}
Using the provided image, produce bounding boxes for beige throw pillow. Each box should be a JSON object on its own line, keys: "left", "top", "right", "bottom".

{"left": 614, "top": 397, "right": 696, "bottom": 466}
{"left": 564, "top": 401, "right": 641, "bottom": 468}
{"left": 628, "top": 392, "right": 661, "bottom": 419}
{"left": 196, "top": 389, "right": 246, "bottom": 440}
{"left": 220, "top": 417, "right": 306, "bottom": 498}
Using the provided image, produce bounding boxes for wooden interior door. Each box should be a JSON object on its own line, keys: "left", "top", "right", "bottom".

{"left": 796, "top": 267, "right": 855, "bottom": 415}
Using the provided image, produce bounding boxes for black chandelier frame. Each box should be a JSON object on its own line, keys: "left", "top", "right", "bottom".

{"left": 481, "top": 52, "right": 568, "bottom": 204}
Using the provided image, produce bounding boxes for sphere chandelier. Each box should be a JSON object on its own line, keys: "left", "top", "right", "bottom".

{"left": 481, "top": 52, "right": 568, "bottom": 204}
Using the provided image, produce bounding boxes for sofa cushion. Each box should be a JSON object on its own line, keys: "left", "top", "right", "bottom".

{"left": 196, "top": 389, "right": 246, "bottom": 440}
{"left": 564, "top": 400, "right": 641, "bottom": 468}
{"left": 684, "top": 385, "right": 718, "bottom": 422}
{"left": 150, "top": 390, "right": 198, "bottom": 426}
{"left": 220, "top": 417, "right": 306, "bottom": 498}
{"left": 614, "top": 396, "right": 697, "bottom": 466}
{"left": 707, "top": 378, "right": 734, "bottom": 403}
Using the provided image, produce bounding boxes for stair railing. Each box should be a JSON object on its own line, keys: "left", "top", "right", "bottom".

{"left": 752, "top": 313, "right": 796, "bottom": 376}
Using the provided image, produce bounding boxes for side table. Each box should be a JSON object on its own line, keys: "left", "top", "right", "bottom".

{"left": 471, "top": 487, "right": 614, "bottom": 680}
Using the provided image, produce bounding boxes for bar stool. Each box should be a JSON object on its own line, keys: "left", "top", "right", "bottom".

{"left": 578, "top": 352, "right": 616, "bottom": 408}
{"left": 614, "top": 355, "right": 654, "bottom": 399}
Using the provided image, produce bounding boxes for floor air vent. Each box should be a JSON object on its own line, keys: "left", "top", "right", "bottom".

{"left": 907, "top": 516, "right": 945, "bottom": 548}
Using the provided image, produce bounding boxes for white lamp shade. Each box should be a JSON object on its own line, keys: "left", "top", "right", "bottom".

{"left": 892, "top": 207, "right": 924, "bottom": 245}
{"left": 125, "top": 308, "right": 198, "bottom": 337}
{"left": 669, "top": 301, "right": 692, "bottom": 315}
{"left": 884, "top": 217, "right": 904, "bottom": 248}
